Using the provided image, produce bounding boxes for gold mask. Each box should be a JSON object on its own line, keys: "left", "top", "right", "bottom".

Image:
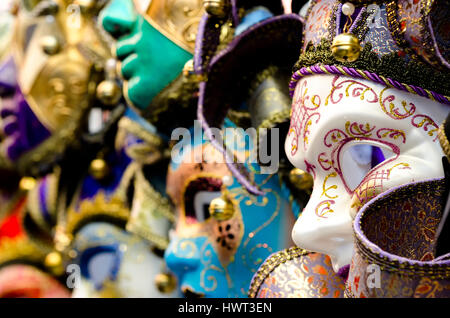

{"left": 13, "top": 0, "right": 111, "bottom": 133}
{"left": 9, "top": 0, "right": 112, "bottom": 175}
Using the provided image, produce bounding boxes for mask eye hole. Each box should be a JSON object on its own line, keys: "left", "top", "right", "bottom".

{"left": 79, "top": 245, "right": 121, "bottom": 291}
{"left": 340, "top": 143, "right": 395, "bottom": 191}
{"left": 193, "top": 191, "right": 221, "bottom": 222}
{"left": 183, "top": 177, "right": 222, "bottom": 224}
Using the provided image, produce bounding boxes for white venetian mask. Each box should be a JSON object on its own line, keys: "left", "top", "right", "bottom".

{"left": 285, "top": 74, "right": 448, "bottom": 272}
{"left": 70, "top": 222, "right": 180, "bottom": 298}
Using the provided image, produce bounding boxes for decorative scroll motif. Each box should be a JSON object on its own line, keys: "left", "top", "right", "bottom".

{"left": 288, "top": 79, "right": 322, "bottom": 155}
{"left": 304, "top": 160, "right": 317, "bottom": 180}
{"left": 376, "top": 128, "right": 406, "bottom": 143}
{"left": 315, "top": 200, "right": 336, "bottom": 218}
{"left": 326, "top": 76, "right": 379, "bottom": 106}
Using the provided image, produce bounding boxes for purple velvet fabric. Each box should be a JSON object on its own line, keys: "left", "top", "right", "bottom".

{"left": 0, "top": 58, "right": 51, "bottom": 161}
{"left": 193, "top": 13, "right": 222, "bottom": 75}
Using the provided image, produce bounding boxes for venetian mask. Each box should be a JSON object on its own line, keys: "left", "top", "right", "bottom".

{"left": 100, "top": 0, "right": 201, "bottom": 111}
{"left": 56, "top": 109, "right": 177, "bottom": 298}
{"left": 71, "top": 222, "right": 180, "bottom": 298}
{"left": 285, "top": 74, "right": 449, "bottom": 272}
{"left": 164, "top": 120, "right": 294, "bottom": 297}
{"left": 1, "top": 0, "right": 112, "bottom": 175}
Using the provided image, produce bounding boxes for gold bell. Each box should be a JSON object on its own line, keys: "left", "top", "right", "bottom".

{"left": 96, "top": 80, "right": 122, "bottom": 106}
{"left": 89, "top": 158, "right": 109, "bottom": 180}
{"left": 209, "top": 193, "right": 235, "bottom": 221}
{"left": 155, "top": 273, "right": 177, "bottom": 294}
{"left": 40, "top": 35, "right": 61, "bottom": 55}
{"left": 203, "top": 0, "right": 230, "bottom": 18}
{"left": 289, "top": 168, "right": 314, "bottom": 191}
{"left": 331, "top": 33, "right": 361, "bottom": 63}
{"left": 45, "top": 251, "right": 64, "bottom": 276}
{"left": 19, "top": 176, "right": 36, "bottom": 191}
{"left": 183, "top": 59, "right": 194, "bottom": 77}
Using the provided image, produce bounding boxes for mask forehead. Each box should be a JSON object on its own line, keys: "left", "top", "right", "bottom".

{"left": 286, "top": 74, "right": 449, "bottom": 271}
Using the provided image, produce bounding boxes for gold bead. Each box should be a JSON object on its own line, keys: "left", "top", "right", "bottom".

{"left": 68, "top": 249, "right": 78, "bottom": 259}
{"left": 155, "top": 273, "right": 177, "bottom": 294}
{"left": 331, "top": 33, "right": 361, "bottom": 63}
{"left": 182, "top": 59, "right": 194, "bottom": 77}
{"left": 203, "top": 0, "right": 229, "bottom": 18}
{"left": 19, "top": 177, "right": 36, "bottom": 191}
{"left": 96, "top": 80, "right": 122, "bottom": 106}
{"left": 10, "top": 2, "right": 19, "bottom": 15}
{"left": 89, "top": 158, "right": 109, "bottom": 180}
{"left": 45, "top": 251, "right": 64, "bottom": 276}
{"left": 209, "top": 195, "right": 235, "bottom": 221}
{"left": 40, "top": 35, "right": 61, "bottom": 55}
{"left": 289, "top": 168, "right": 313, "bottom": 191}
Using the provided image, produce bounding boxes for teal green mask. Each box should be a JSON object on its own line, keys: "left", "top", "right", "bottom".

{"left": 100, "top": 0, "right": 192, "bottom": 111}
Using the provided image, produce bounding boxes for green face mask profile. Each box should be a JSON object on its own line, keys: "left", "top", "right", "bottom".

{"left": 100, "top": 0, "right": 193, "bottom": 111}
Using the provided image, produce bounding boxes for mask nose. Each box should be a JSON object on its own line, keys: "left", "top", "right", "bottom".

{"left": 100, "top": 0, "right": 138, "bottom": 38}
{"left": 164, "top": 238, "right": 200, "bottom": 277}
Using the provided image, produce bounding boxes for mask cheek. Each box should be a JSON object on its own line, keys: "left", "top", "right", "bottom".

{"left": 284, "top": 129, "right": 306, "bottom": 169}
{"left": 208, "top": 216, "right": 243, "bottom": 267}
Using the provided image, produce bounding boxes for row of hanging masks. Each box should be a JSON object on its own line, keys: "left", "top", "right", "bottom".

{"left": 0, "top": 0, "right": 449, "bottom": 299}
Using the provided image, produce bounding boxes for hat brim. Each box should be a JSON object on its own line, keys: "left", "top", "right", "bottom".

{"left": 199, "top": 14, "right": 303, "bottom": 129}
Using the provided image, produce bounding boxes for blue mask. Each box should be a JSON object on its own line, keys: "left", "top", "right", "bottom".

{"left": 164, "top": 119, "right": 295, "bottom": 297}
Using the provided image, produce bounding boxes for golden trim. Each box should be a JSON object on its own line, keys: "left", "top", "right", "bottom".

{"left": 135, "top": 167, "right": 174, "bottom": 222}
{"left": 64, "top": 192, "right": 130, "bottom": 245}
{"left": 0, "top": 236, "right": 50, "bottom": 268}
{"left": 126, "top": 166, "right": 174, "bottom": 250}
{"left": 122, "top": 80, "right": 139, "bottom": 112}
{"left": 125, "top": 222, "right": 169, "bottom": 251}
{"left": 118, "top": 117, "right": 164, "bottom": 149}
